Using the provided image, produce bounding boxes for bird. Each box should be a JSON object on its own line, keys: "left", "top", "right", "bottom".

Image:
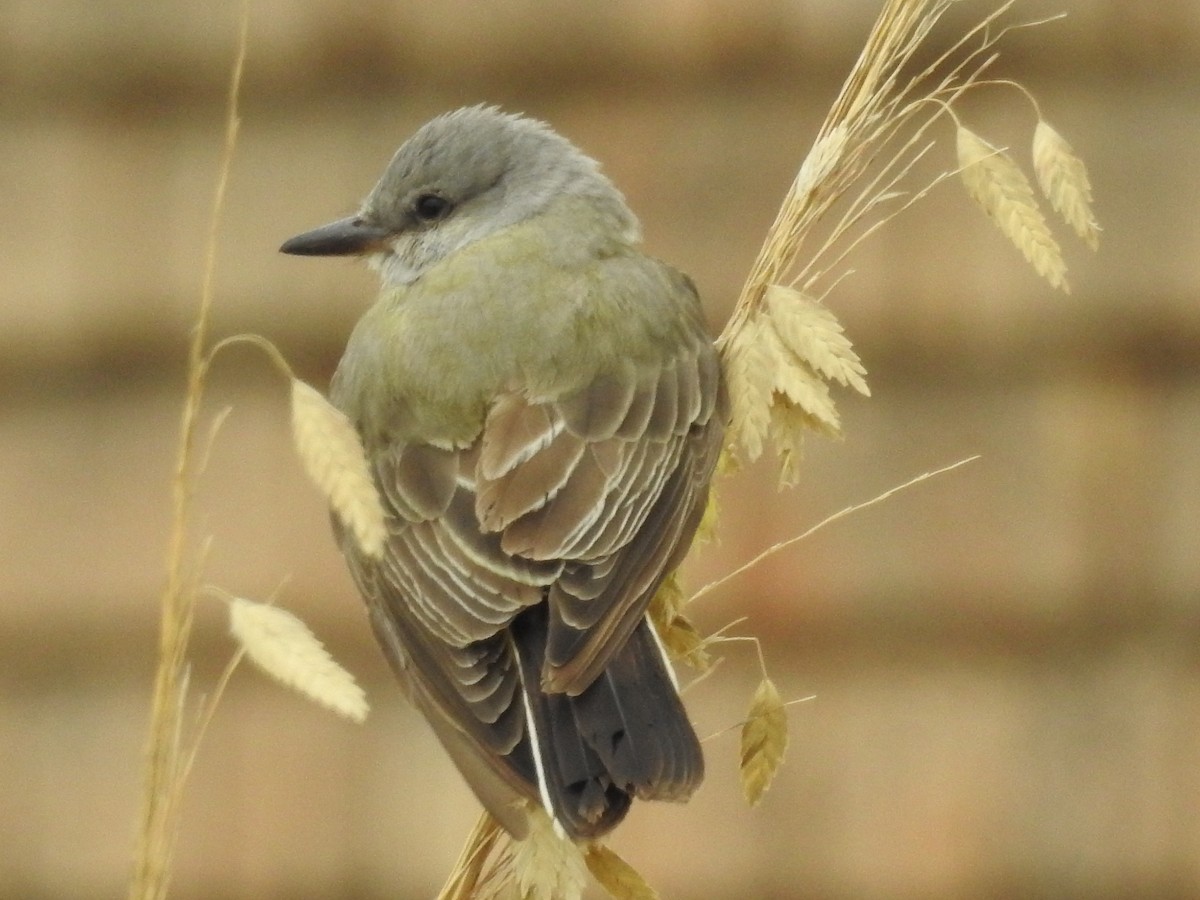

{"left": 280, "top": 105, "right": 726, "bottom": 841}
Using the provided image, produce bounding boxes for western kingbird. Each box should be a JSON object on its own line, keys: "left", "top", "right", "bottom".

{"left": 281, "top": 105, "right": 726, "bottom": 840}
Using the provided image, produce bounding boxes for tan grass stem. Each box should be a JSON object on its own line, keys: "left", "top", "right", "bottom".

{"left": 128, "top": 5, "right": 249, "bottom": 898}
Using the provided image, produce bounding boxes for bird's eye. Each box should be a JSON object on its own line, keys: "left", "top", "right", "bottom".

{"left": 413, "top": 193, "right": 451, "bottom": 222}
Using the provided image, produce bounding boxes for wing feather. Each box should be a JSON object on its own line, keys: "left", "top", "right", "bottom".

{"left": 479, "top": 393, "right": 563, "bottom": 480}
{"left": 644, "top": 358, "right": 680, "bottom": 441}
{"left": 373, "top": 443, "right": 458, "bottom": 521}
{"left": 557, "top": 362, "right": 638, "bottom": 440}
{"left": 477, "top": 429, "right": 586, "bottom": 530}
{"left": 499, "top": 439, "right": 624, "bottom": 560}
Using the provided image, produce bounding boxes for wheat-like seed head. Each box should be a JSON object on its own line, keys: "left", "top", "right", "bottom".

{"left": 585, "top": 844, "right": 661, "bottom": 900}
{"left": 723, "top": 317, "right": 777, "bottom": 464}
{"left": 766, "top": 285, "right": 870, "bottom": 396}
{"left": 766, "top": 330, "right": 841, "bottom": 436}
{"left": 659, "top": 613, "right": 714, "bottom": 673}
{"left": 957, "top": 124, "right": 1069, "bottom": 292}
{"left": 289, "top": 379, "right": 388, "bottom": 559}
{"left": 648, "top": 571, "right": 686, "bottom": 623}
{"left": 436, "top": 808, "right": 660, "bottom": 900}
{"left": 1033, "top": 119, "right": 1100, "bottom": 251}
{"left": 228, "top": 597, "right": 369, "bottom": 723}
{"left": 647, "top": 574, "right": 713, "bottom": 672}
{"left": 512, "top": 807, "right": 589, "bottom": 900}
{"left": 739, "top": 676, "right": 788, "bottom": 807}
{"left": 725, "top": 288, "right": 867, "bottom": 468}
{"left": 769, "top": 402, "right": 822, "bottom": 487}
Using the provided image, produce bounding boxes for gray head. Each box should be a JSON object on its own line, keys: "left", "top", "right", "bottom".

{"left": 280, "top": 105, "right": 640, "bottom": 285}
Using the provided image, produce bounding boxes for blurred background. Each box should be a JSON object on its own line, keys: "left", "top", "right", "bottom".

{"left": 3, "top": 0, "right": 1198, "bottom": 897}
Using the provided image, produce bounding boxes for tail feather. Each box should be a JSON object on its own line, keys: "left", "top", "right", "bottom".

{"left": 510, "top": 605, "right": 702, "bottom": 839}
{"left": 511, "top": 608, "right": 629, "bottom": 838}
{"left": 571, "top": 617, "right": 703, "bottom": 802}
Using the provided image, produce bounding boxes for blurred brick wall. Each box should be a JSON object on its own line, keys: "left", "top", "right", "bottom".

{"left": 3, "top": 0, "right": 1199, "bottom": 897}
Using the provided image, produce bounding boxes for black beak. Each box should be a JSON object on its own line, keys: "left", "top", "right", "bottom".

{"left": 279, "top": 216, "right": 391, "bottom": 256}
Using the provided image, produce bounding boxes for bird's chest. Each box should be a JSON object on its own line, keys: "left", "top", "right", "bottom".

{"left": 333, "top": 257, "right": 597, "bottom": 450}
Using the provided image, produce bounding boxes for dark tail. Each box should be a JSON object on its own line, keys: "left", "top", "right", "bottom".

{"left": 510, "top": 605, "right": 704, "bottom": 839}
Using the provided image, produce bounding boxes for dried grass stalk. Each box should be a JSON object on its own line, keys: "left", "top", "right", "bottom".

{"left": 228, "top": 597, "right": 368, "bottom": 723}
{"left": 130, "top": 6, "right": 249, "bottom": 898}
{"left": 740, "top": 676, "right": 788, "bottom": 806}
{"left": 436, "top": 812, "right": 516, "bottom": 900}
{"left": 290, "top": 379, "right": 388, "bottom": 559}
{"left": 1033, "top": 119, "right": 1100, "bottom": 250}
{"left": 716, "top": 0, "right": 1097, "bottom": 471}
{"left": 719, "top": 0, "right": 982, "bottom": 346}
{"left": 957, "top": 124, "right": 1069, "bottom": 291}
